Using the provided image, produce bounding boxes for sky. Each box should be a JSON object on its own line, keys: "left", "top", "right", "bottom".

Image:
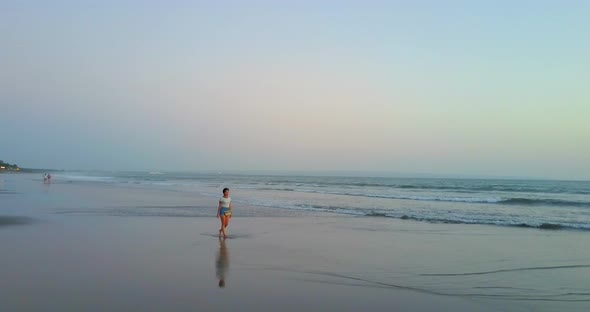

{"left": 1, "top": 1, "right": 589, "bottom": 180}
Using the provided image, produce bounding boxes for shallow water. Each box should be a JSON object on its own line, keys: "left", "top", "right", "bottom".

{"left": 34, "top": 171, "right": 590, "bottom": 230}
{"left": 1, "top": 174, "right": 589, "bottom": 311}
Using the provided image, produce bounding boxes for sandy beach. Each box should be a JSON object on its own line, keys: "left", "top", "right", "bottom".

{"left": 1, "top": 174, "right": 589, "bottom": 311}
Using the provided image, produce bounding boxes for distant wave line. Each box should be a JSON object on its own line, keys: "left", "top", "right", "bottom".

{"left": 420, "top": 264, "right": 590, "bottom": 276}
{"left": 246, "top": 187, "right": 590, "bottom": 208}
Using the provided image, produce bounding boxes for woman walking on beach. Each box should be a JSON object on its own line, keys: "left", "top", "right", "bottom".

{"left": 217, "top": 188, "right": 232, "bottom": 238}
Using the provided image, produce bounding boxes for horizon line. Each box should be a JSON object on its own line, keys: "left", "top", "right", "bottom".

{"left": 15, "top": 167, "right": 590, "bottom": 182}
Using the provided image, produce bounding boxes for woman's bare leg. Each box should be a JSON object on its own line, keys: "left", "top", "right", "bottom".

{"left": 219, "top": 216, "right": 225, "bottom": 237}
{"left": 219, "top": 216, "right": 227, "bottom": 238}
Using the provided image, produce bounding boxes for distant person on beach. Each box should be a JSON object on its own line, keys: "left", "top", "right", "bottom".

{"left": 43, "top": 174, "right": 51, "bottom": 183}
{"left": 216, "top": 188, "right": 232, "bottom": 238}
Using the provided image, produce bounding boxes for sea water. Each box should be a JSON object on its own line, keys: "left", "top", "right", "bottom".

{"left": 2, "top": 172, "right": 590, "bottom": 310}
{"left": 36, "top": 171, "right": 590, "bottom": 231}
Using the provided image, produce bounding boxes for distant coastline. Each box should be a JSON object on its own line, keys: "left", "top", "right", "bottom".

{"left": 17, "top": 168, "right": 64, "bottom": 173}
{"left": 0, "top": 160, "right": 62, "bottom": 174}
{"left": 0, "top": 160, "right": 20, "bottom": 172}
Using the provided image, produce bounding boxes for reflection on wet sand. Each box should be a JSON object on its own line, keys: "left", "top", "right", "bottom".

{"left": 216, "top": 237, "right": 229, "bottom": 288}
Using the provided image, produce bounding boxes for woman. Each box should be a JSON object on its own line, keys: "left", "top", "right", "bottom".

{"left": 216, "top": 188, "right": 232, "bottom": 238}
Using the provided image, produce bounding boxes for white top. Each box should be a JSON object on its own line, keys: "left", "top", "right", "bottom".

{"left": 219, "top": 197, "right": 231, "bottom": 208}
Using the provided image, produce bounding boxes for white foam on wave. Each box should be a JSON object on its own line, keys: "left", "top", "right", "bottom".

{"left": 338, "top": 191, "right": 505, "bottom": 203}
{"left": 248, "top": 186, "right": 506, "bottom": 204}
{"left": 52, "top": 173, "right": 117, "bottom": 183}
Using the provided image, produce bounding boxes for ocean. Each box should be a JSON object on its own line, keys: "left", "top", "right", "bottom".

{"left": 45, "top": 171, "right": 590, "bottom": 231}
{"left": 2, "top": 172, "right": 590, "bottom": 310}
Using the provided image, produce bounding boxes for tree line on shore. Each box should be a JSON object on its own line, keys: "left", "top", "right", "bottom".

{"left": 0, "top": 160, "right": 62, "bottom": 173}
{"left": 0, "top": 160, "right": 19, "bottom": 170}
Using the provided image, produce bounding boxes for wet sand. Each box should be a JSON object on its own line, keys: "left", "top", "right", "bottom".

{"left": 1, "top": 174, "right": 589, "bottom": 311}
{"left": 0, "top": 215, "right": 34, "bottom": 226}
{"left": 0, "top": 216, "right": 495, "bottom": 311}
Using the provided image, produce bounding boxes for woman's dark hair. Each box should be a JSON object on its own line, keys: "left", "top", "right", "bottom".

{"left": 222, "top": 188, "right": 229, "bottom": 194}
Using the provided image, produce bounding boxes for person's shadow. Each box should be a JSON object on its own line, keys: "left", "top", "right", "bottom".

{"left": 216, "top": 237, "right": 229, "bottom": 288}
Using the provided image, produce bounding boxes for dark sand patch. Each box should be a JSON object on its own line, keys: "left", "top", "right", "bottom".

{"left": 0, "top": 216, "right": 34, "bottom": 227}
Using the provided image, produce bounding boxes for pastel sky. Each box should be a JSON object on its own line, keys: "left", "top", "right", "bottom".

{"left": 1, "top": 1, "right": 589, "bottom": 179}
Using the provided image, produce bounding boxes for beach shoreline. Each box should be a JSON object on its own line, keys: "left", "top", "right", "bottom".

{"left": 1, "top": 174, "right": 589, "bottom": 311}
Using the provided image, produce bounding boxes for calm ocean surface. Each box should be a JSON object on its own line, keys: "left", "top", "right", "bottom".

{"left": 39, "top": 171, "right": 590, "bottom": 231}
